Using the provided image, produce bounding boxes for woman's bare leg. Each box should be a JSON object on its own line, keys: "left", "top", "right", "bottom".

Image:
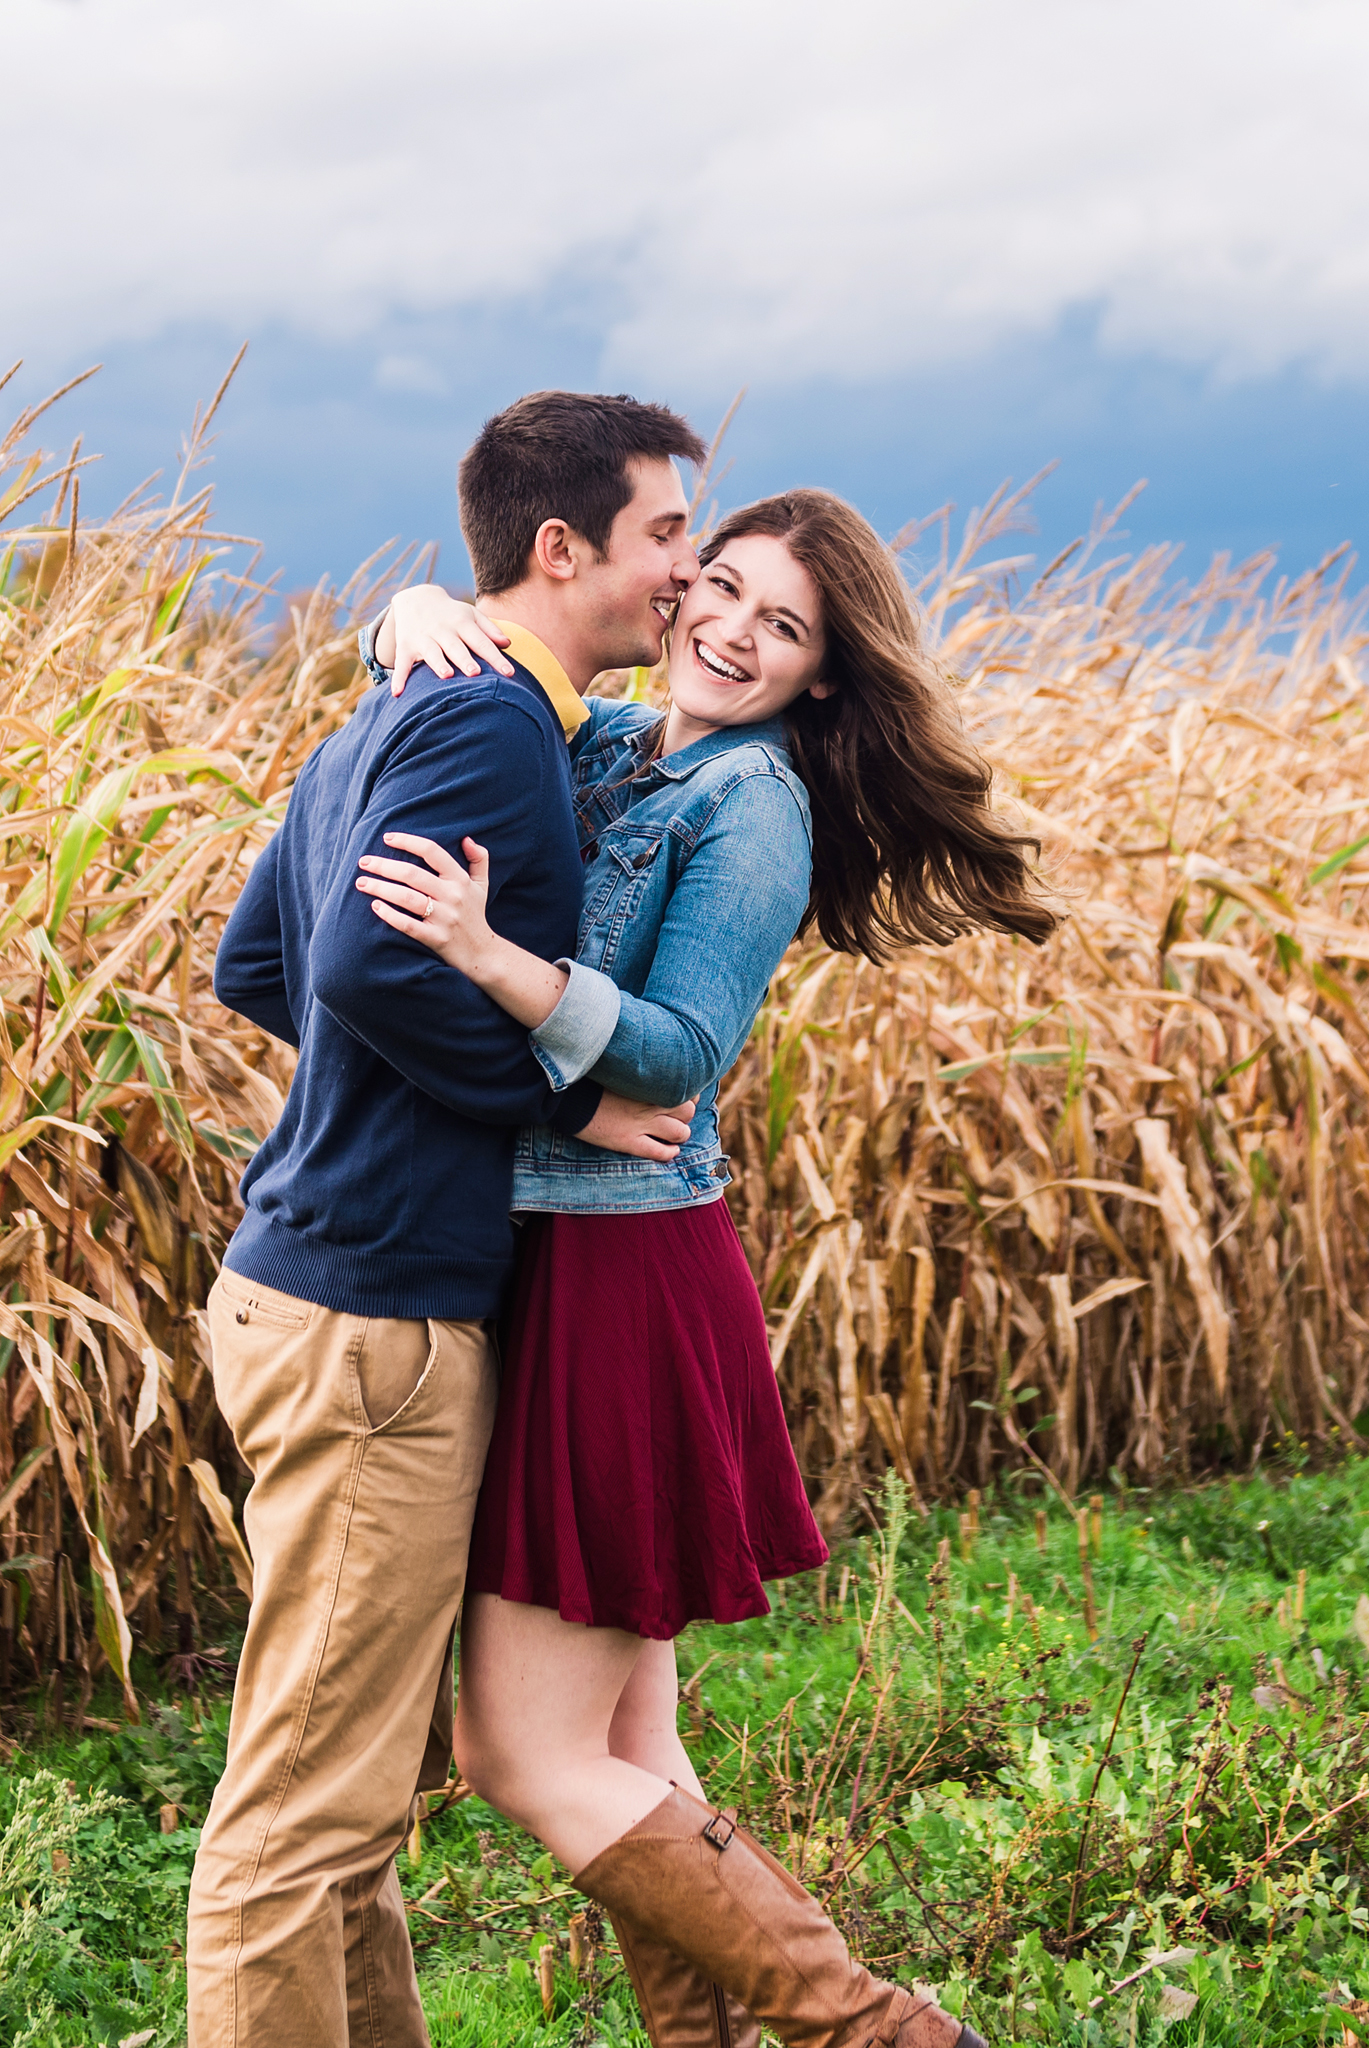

{"left": 605, "top": 1640, "right": 765, "bottom": 2044}
{"left": 607, "top": 1637, "right": 705, "bottom": 1799}
{"left": 454, "top": 1593, "right": 675, "bottom": 1874}
{"left": 459, "top": 1600, "right": 968, "bottom": 2048}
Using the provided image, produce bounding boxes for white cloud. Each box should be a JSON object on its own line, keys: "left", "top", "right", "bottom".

{"left": 374, "top": 353, "right": 448, "bottom": 396}
{"left": 9, "top": 0, "right": 1369, "bottom": 387}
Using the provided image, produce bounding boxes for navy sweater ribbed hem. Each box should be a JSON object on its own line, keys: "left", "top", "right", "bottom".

{"left": 223, "top": 1213, "right": 506, "bottom": 1322}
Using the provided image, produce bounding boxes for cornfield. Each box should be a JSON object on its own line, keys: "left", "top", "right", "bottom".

{"left": 1, "top": 369, "right": 1367, "bottom": 1719}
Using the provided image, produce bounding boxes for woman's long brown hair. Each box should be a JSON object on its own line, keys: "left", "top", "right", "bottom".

{"left": 697, "top": 491, "right": 1058, "bottom": 959}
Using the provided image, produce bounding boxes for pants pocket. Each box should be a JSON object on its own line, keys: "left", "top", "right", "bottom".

{"left": 208, "top": 1275, "right": 318, "bottom": 1450}
{"left": 355, "top": 1318, "right": 437, "bottom": 1432}
{"left": 210, "top": 1270, "right": 315, "bottom": 1331}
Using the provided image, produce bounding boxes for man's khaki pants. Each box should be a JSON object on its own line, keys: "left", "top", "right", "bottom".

{"left": 187, "top": 1271, "right": 498, "bottom": 2047}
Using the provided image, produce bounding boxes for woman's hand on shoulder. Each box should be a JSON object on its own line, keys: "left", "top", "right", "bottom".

{"left": 379, "top": 585, "right": 514, "bottom": 696}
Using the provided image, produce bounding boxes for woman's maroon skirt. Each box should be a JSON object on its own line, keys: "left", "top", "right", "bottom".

{"left": 465, "top": 1200, "right": 828, "bottom": 1640}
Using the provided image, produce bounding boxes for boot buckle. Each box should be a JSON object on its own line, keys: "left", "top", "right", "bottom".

{"left": 702, "top": 1810, "right": 736, "bottom": 1851}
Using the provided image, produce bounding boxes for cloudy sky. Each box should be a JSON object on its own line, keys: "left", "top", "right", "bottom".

{"left": 7, "top": 0, "right": 1368, "bottom": 593}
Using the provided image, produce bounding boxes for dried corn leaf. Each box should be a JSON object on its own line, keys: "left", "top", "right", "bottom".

{"left": 188, "top": 1459, "right": 254, "bottom": 1601}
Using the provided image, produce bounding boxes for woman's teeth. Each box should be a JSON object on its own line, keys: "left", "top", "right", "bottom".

{"left": 695, "top": 640, "right": 749, "bottom": 683}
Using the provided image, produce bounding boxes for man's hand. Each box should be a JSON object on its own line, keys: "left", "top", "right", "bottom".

{"left": 577, "top": 1094, "right": 697, "bottom": 1161}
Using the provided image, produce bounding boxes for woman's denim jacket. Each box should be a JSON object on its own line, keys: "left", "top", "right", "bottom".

{"left": 516, "top": 698, "right": 812, "bottom": 1212}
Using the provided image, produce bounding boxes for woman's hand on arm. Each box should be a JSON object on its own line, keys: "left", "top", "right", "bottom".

{"left": 375, "top": 585, "right": 514, "bottom": 694}
{"left": 357, "top": 831, "right": 568, "bottom": 1025}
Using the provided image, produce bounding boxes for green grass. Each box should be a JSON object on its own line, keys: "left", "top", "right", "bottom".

{"left": 5, "top": 1461, "right": 1369, "bottom": 2045}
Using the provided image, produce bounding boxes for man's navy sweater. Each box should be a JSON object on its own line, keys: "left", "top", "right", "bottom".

{"left": 214, "top": 658, "right": 601, "bottom": 1320}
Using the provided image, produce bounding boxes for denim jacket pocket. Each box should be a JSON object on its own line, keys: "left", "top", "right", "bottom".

{"left": 579, "top": 834, "right": 664, "bottom": 972}
{"left": 606, "top": 835, "right": 664, "bottom": 883}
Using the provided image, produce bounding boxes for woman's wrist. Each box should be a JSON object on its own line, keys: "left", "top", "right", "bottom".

{"left": 469, "top": 931, "right": 570, "bottom": 1029}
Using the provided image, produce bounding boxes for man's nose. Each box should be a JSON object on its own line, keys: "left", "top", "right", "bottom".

{"left": 673, "top": 540, "right": 701, "bottom": 587}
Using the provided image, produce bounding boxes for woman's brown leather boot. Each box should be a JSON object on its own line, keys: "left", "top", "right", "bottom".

{"left": 578, "top": 1788, "right": 986, "bottom": 2048}
{"left": 611, "top": 1913, "right": 761, "bottom": 2047}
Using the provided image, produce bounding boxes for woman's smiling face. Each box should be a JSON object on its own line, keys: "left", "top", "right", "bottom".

{"left": 665, "top": 532, "right": 833, "bottom": 740}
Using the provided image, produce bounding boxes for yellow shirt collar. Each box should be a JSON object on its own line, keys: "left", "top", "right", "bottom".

{"left": 491, "top": 620, "right": 589, "bottom": 740}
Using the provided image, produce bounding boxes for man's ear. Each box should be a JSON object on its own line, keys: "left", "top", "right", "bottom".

{"left": 531, "top": 518, "right": 578, "bottom": 584}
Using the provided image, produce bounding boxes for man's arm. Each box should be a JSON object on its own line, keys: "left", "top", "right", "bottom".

{"left": 213, "top": 832, "right": 300, "bottom": 1047}
{"left": 310, "top": 694, "right": 600, "bottom": 1133}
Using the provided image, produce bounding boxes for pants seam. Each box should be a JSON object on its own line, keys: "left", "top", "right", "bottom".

{"left": 358, "top": 1878, "right": 384, "bottom": 2046}
{"left": 223, "top": 1325, "right": 372, "bottom": 2031}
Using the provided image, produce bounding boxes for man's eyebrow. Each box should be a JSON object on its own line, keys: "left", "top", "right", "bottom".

{"left": 712, "top": 556, "right": 812, "bottom": 634}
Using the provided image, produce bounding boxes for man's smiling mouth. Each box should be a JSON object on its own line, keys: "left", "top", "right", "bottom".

{"left": 694, "top": 639, "right": 750, "bottom": 683}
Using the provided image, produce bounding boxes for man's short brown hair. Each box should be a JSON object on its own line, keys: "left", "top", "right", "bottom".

{"left": 458, "top": 391, "right": 707, "bottom": 596}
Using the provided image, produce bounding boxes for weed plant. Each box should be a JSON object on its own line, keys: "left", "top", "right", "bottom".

{"left": 3, "top": 1465, "right": 1368, "bottom": 2045}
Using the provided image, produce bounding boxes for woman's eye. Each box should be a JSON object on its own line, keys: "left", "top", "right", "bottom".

{"left": 708, "top": 575, "right": 738, "bottom": 596}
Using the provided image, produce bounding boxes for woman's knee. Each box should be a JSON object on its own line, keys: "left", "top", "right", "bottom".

{"left": 607, "top": 1639, "right": 684, "bottom": 1769}
{"left": 455, "top": 1707, "right": 568, "bottom": 1832}
{"left": 453, "top": 1713, "right": 516, "bottom": 1809}
{"left": 609, "top": 1712, "right": 695, "bottom": 1786}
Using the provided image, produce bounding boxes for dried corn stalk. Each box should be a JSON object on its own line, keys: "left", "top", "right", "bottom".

{"left": 0, "top": 371, "right": 432, "bottom": 1709}
{"left": 721, "top": 489, "right": 1369, "bottom": 1526}
{"left": 3, "top": 389, "right": 1368, "bottom": 1701}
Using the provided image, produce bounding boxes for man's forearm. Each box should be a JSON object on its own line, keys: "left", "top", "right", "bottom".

{"left": 312, "top": 923, "right": 597, "bottom": 1132}
{"left": 214, "top": 835, "right": 299, "bottom": 1045}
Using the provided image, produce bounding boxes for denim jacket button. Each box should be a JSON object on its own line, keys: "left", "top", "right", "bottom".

{"left": 712, "top": 1161, "right": 729, "bottom": 1179}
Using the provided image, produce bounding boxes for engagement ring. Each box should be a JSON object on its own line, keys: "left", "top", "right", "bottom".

{"left": 421, "top": 894, "right": 434, "bottom": 920}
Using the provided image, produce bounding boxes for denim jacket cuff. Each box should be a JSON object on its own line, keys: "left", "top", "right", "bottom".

{"left": 358, "top": 610, "right": 392, "bottom": 689}
{"left": 529, "top": 959, "right": 622, "bottom": 1090}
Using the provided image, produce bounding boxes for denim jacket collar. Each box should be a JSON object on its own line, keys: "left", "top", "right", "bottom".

{"left": 631, "top": 713, "right": 792, "bottom": 783}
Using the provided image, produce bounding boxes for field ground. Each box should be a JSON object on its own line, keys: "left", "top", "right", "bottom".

{"left": 5, "top": 1460, "right": 1369, "bottom": 2046}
